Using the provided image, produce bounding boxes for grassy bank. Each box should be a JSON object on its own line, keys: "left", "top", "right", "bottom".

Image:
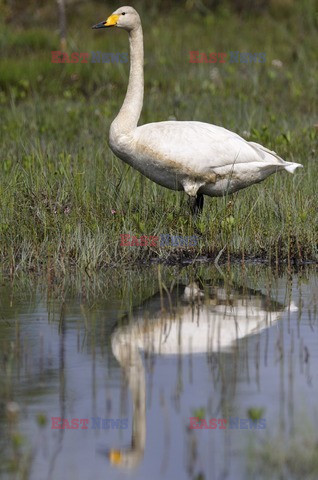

{"left": 0, "top": 1, "right": 317, "bottom": 271}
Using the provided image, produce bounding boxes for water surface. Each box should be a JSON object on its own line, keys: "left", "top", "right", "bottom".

{"left": 0, "top": 264, "right": 317, "bottom": 480}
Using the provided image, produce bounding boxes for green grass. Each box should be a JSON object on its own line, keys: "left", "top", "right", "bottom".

{"left": 0, "top": 0, "right": 317, "bottom": 271}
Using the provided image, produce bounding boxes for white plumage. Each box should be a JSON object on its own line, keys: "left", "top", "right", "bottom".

{"left": 109, "top": 280, "right": 297, "bottom": 468}
{"left": 93, "top": 6, "right": 302, "bottom": 213}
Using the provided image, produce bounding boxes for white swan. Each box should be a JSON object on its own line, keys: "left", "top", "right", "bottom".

{"left": 108, "top": 280, "right": 297, "bottom": 468}
{"left": 93, "top": 7, "right": 302, "bottom": 213}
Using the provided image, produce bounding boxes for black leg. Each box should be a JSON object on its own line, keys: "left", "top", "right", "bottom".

{"left": 188, "top": 194, "right": 204, "bottom": 216}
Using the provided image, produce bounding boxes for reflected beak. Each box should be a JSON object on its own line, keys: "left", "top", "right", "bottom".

{"left": 109, "top": 449, "right": 122, "bottom": 465}
{"left": 92, "top": 14, "right": 119, "bottom": 29}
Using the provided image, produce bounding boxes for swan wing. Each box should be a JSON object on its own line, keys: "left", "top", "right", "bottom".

{"left": 134, "top": 121, "right": 287, "bottom": 174}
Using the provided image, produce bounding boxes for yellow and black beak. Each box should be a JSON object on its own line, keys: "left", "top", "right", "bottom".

{"left": 109, "top": 449, "right": 122, "bottom": 465}
{"left": 92, "top": 14, "right": 119, "bottom": 29}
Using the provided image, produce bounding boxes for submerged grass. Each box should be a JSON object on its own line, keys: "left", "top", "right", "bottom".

{"left": 0, "top": 1, "right": 317, "bottom": 271}
{"left": 247, "top": 417, "right": 318, "bottom": 480}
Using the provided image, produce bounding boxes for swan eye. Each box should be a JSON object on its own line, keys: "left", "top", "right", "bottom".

{"left": 122, "top": 12, "right": 126, "bottom": 15}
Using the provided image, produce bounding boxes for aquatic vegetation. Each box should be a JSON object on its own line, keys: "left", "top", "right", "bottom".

{"left": 247, "top": 419, "right": 318, "bottom": 480}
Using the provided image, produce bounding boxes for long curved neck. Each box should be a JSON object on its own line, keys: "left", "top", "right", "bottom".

{"left": 111, "top": 332, "right": 146, "bottom": 468}
{"left": 111, "top": 25, "right": 144, "bottom": 135}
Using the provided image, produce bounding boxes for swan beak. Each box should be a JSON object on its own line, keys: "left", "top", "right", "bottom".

{"left": 92, "top": 14, "right": 119, "bottom": 29}
{"left": 109, "top": 449, "right": 122, "bottom": 465}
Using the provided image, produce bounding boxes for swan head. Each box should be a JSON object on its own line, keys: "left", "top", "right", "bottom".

{"left": 109, "top": 448, "right": 142, "bottom": 469}
{"left": 92, "top": 6, "right": 141, "bottom": 32}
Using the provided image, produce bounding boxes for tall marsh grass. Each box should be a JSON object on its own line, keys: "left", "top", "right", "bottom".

{"left": 0, "top": 1, "right": 317, "bottom": 271}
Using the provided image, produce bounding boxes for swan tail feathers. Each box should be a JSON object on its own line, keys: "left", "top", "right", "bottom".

{"left": 248, "top": 142, "right": 303, "bottom": 174}
{"left": 284, "top": 163, "right": 303, "bottom": 173}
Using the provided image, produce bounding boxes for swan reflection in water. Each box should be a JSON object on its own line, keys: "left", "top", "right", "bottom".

{"left": 109, "top": 280, "right": 297, "bottom": 469}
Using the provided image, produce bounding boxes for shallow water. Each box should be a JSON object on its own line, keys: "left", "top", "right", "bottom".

{"left": 0, "top": 264, "right": 317, "bottom": 480}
